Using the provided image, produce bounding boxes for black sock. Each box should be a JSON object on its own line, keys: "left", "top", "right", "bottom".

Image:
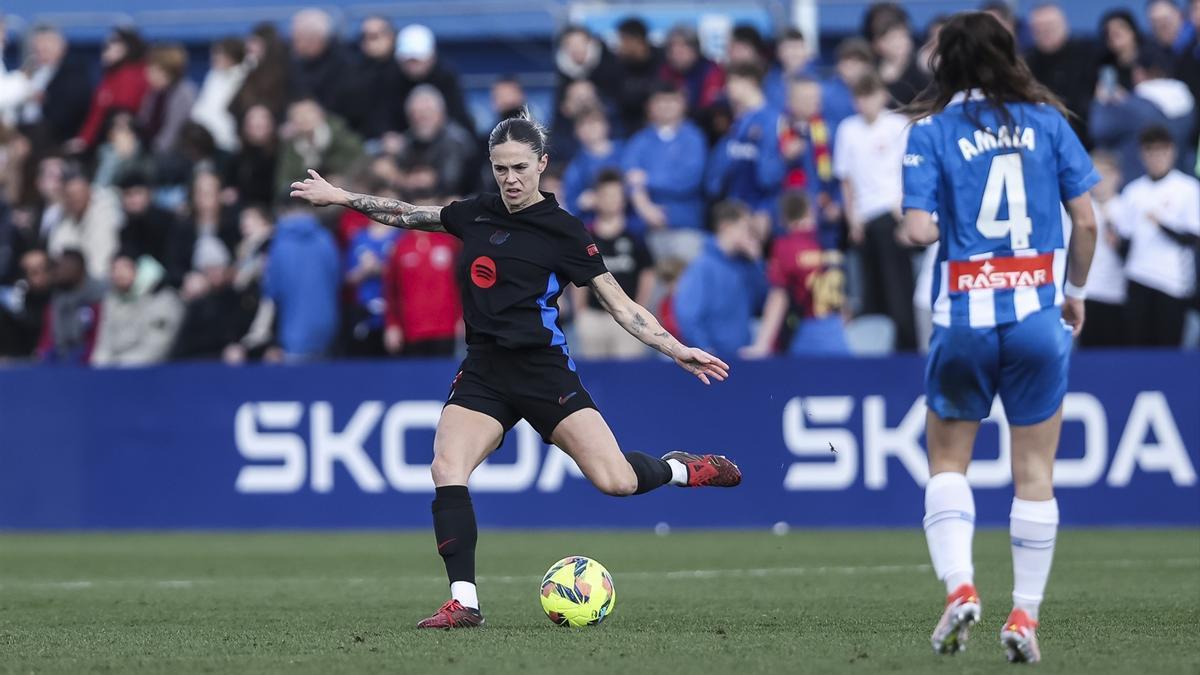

{"left": 432, "top": 485, "right": 477, "bottom": 584}
{"left": 623, "top": 452, "right": 673, "bottom": 495}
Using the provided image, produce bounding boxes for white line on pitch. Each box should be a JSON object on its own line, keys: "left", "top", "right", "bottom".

{"left": 1, "top": 557, "right": 1195, "bottom": 592}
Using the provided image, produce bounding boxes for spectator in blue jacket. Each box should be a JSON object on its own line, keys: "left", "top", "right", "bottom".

{"left": 764, "top": 29, "right": 818, "bottom": 110}
{"left": 1090, "top": 49, "right": 1197, "bottom": 185}
{"left": 622, "top": 84, "right": 708, "bottom": 261}
{"left": 822, "top": 38, "right": 874, "bottom": 136}
{"left": 264, "top": 200, "right": 340, "bottom": 361}
{"left": 561, "top": 106, "right": 622, "bottom": 220}
{"left": 673, "top": 201, "right": 768, "bottom": 356}
{"left": 705, "top": 62, "right": 786, "bottom": 237}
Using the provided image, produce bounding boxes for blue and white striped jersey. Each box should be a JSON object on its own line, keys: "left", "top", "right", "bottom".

{"left": 902, "top": 91, "right": 1099, "bottom": 328}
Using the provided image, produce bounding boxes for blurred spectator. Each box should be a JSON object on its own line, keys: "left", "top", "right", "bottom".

{"left": 612, "top": 18, "right": 662, "bottom": 134}
{"left": 571, "top": 169, "right": 654, "bottom": 359}
{"left": 1090, "top": 49, "right": 1197, "bottom": 185}
{"left": 915, "top": 14, "right": 948, "bottom": 78}
{"left": 660, "top": 25, "right": 724, "bottom": 114}
{"left": 0, "top": 24, "right": 34, "bottom": 125}
{"left": 778, "top": 76, "right": 841, "bottom": 248}
{"left": 91, "top": 254, "right": 183, "bottom": 367}
{"left": 396, "top": 86, "right": 476, "bottom": 196}
{"left": 0, "top": 201, "right": 29, "bottom": 285}
{"left": 822, "top": 38, "right": 874, "bottom": 133}
{"left": 170, "top": 237, "right": 254, "bottom": 360}
{"left": 227, "top": 105, "right": 278, "bottom": 206}
{"left": 37, "top": 249, "right": 103, "bottom": 364}
{"left": 382, "top": 206, "right": 462, "bottom": 358}
{"left": 72, "top": 27, "right": 149, "bottom": 153}
{"left": 1026, "top": 3, "right": 1099, "bottom": 144}
{"left": 705, "top": 62, "right": 784, "bottom": 237}
{"left": 1098, "top": 10, "right": 1145, "bottom": 91}
{"left": 1111, "top": 126, "right": 1200, "bottom": 346}
{"left": 479, "top": 76, "right": 527, "bottom": 188}
{"left": 92, "top": 111, "right": 146, "bottom": 187}
{"left": 263, "top": 200, "right": 339, "bottom": 361}
{"left": 728, "top": 24, "right": 768, "bottom": 68}
{"left": 276, "top": 98, "right": 364, "bottom": 196}
{"left": 743, "top": 191, "right": 848, "bottom": 358}
{"left": 47, "top": 170, "right": 123, "bottom": 280}
{"left": 167, "top": 170, "right": 240, "bottom": 288}
{"left": 765, "top": 29, "right": 817, "bottom": 110}
{"left": 563, "top": 107, "right": 622, "bottom": 219}
{"left": 343, "top": 213, "right": 400, "bottom": 357}
{"left": 1180, "top": 1, "right": 1200, "bottom": 147}
{"left": 982, "top": 0, "right": 1019, "bottom": 35}
{"left": 20, "top": 24, "right": 91, "bottom": 147}
{"left": 1147, "top": 0, "right": 1191, "bottom": 54}
{"left": 231, "top": 204, "right": 273, "bottom": 293}
{"left": 191, "top": 37, "right": 249, "bottom": 152}
{"left": 1080, "top": 151, "right": 1129, "bottom": 348}
{"left": 116, "top": 170, "right": 177, "bottom": 268}
{"left": 862, "top": 3, "right": 930, "bottom": 106}
{"left": 341, "top": 16, "right": 399, "bottom": 140}
{"left": 551, "top": 79, "right": 604, "bottom": 164}
{"left": 0, "top": 249, "right": 53, "bottom": 358}
{"left": 623, "top": 83, "right": 708, "bottom": 260}
{"left": 138, "top": 44, "right": 198, "bottom": 156}
{"left": 673, "top": 201, "right": 766, "bottom": 356}
{"left": 555, "top": 26, "right": 622, "bottom": 119}
{"left": 392, "top": 24, "right": 474, "bottom": 136}
{"left": 833, "top": 73, "right": 915, "bottom": 350}
{"left": 35, "top": 156, "right": 68, "bottom": 244}
{"left": 231, "top": 23, "right": 290, "bottom": 122}
{"left": 288, "top": 9, "right": 350, "bottom": 116}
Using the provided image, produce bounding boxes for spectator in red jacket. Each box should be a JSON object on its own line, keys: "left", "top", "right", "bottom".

{"left": 70, "top": 27, "right": 149, "bottom": 152}
{"left": 382, "top": 208, "right": 462, "bottom": 358}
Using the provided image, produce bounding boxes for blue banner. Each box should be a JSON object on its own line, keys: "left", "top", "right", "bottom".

{"left": 1, "top": 352, "right": 1197, "bottom": 529}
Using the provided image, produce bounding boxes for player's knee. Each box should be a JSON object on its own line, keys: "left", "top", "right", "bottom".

{"left": 593, "top": 467, "right": 638, "bottom": 497}
{"left": 430, "top": 453, "right": 470, "bottom": 486}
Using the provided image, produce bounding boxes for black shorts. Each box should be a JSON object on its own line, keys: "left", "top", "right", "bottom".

{"left": 445, "top": 345, "right": 598, "bottom": 443}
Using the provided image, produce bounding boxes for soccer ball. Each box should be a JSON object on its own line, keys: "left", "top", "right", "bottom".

{"left": 539, "top": 556, "right": 616, "bottom": 627}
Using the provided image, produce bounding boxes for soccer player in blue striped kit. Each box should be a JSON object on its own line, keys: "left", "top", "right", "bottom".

{"left": 898, "top": 12, "right": 1099, "bottom": 664}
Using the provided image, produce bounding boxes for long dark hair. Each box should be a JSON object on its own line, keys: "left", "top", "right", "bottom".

{"left": 904, "top": 12, "right": 1068, "bottom": 126}
{"left": 488, "top": 106, "right": 549, "bottom": 158}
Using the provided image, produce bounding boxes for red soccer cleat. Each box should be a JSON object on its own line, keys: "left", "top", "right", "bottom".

{"left": 931, "top": 583, "right": 981, "bottom": 655}
{"left": 1000, "top": 608, "right": 1041, "bottom": 663}
{"left": 662, "top": 451, "right": 742, "bottom": 487}
{"left": 416, "top": 600, "right": 485, "bottom": 629}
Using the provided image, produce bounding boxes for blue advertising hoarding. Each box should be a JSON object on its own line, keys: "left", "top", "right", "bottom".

{"left": 1, "top": 351, "right": 1196, "bottom": 529}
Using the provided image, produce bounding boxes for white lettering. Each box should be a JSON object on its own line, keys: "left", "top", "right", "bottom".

{"left": 537, "top": 445, "right": 587, "bottom": 492}
{"left": 380, "top": 401, "right": 442, "bottom": 491}
{"left": 235, "top": 402, "right": 306, "bottom": 493}
{"left": 310, "top": 401, "right": 386, "bottom": 493}
{"left": 967, "top": 399, "right": 1011, "bottom": 487}
{"left": 958, "top": 137, "right": 979, "bottom": 161}
{"left": 1054, "top": 393, "right": 1108, "bottom": 487}
{"left": 1108, "top": 391, "right": 1197, "bottom": 486}
{"left": 863, "top": 395, "right": 929, "bottom": 489}
{"left": 784, "top": 396, "right": 858, "bottom": 490}
{"left": 471, "top": 421, "right": 541, "bottom": 491}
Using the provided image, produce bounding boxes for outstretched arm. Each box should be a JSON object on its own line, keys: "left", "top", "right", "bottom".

{"left": 588, "top": 272, "right": 729, "bottom": 385}
{"left": 289, "top": 169, "right": 445, "bottom": 232}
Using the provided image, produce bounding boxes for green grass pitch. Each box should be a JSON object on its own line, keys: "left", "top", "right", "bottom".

{"left": 1, "top": 529, "right": 1197, "bottom": 674}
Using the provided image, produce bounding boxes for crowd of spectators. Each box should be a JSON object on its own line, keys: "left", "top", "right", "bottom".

{"left": 0, "top": 1, "right": 1197, "bottom": 367}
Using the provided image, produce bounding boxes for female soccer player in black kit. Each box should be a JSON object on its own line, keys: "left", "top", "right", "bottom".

{"left": 290, "top": 112, "right": 741, "bottom": 629}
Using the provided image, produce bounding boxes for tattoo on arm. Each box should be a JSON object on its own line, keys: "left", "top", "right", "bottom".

{"left": 589, "top": 273, "right": 682, "bottom": 357}
{"left": 346, "top": 193, "right": 445, "bottom": 232}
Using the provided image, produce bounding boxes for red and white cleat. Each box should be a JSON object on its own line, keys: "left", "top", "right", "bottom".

{"left": 416, "top": 599, "right": 485, "bottom": 629}
{"left": 931, "top": 583, "right": 981, "bottom": 655}
{"left": 1001, "top": 608, "right": 1041, "bottom": 664}
{"left": 661, "top": 451, "right": 742, "bottom": 487}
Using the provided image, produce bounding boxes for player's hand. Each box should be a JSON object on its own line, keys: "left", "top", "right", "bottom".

{"left": 1062, "top": 296, "right": 1085, "bottom": 337}
{"left": 674, "top": 347, "right": 730, "bottom": 385}
{"left": 384, "top": 326, "right": 404, "bottom": 354}
{"left": 290, "top": 169, "right": 346, "bottom": 207}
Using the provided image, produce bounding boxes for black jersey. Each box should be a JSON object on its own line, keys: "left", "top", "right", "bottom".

{"left": 441, "top": 192, "right": 609, "bottom": 349}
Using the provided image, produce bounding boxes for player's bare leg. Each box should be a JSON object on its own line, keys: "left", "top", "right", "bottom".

{"left": 550, "top": 409, "right": 741, "bottom": 495}
{"left": 417, "top": 405, "right": 505, "bottom": 629}
{"left": 1002, "top": 407, "right": 1064, "bottom": 663}
{"left": 925, "top": 411, "right": 982, "bottom": 654}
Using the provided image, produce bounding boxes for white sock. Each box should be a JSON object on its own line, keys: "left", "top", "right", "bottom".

{"left": 450, "top": 581, "right": 479, "bottom": 610}
{"left": 1010, "top": 497, "right": 1058, "bottom": 621}
{"left": 923, "top": 472, "right": 976, "bottom": 594}
{"left": 666, "top": 458, "right": 689, "bottom": 486}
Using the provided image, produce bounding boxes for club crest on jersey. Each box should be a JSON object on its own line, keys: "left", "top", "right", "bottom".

{"left": 490, "top": 230, "right": 511, "bottom": 245}
{"left": 949, "top": 254, "right": 1054, "bottom": 292}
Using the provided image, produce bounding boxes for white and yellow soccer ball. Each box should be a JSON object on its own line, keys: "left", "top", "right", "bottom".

{"left": 539, "top": 556, "right": 616, "bottom": 627}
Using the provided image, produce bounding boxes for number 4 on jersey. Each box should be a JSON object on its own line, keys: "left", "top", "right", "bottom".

{"left": 976, "top": 153, "right": 1032, "bottom": 250}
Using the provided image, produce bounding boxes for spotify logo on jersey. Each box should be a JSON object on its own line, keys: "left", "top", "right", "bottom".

{"left": 471, "top": 256, "right": 497, "bottom": 288}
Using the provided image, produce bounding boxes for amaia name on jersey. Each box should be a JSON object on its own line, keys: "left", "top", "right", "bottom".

{"left": 957, "top": 125, "right": 1036, "bottom": 161}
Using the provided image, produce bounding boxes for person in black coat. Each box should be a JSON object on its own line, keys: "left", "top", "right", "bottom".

{"left": 115, "top": 170, "right": 178, "bottom": 268}
{"left": 1026, "top": 3, "right": 1099, "bottom": 146}
{"left": 613, "top": 18, "right": 663, "bottom": 135}
{"left": 24, "top": 25, "right": 93, "bottom": 148}
{"left": 341, "top": 16, "right": 403, "bottom": 141}
{"left": 287, "top": 9, "right": 351, "bottom": 115}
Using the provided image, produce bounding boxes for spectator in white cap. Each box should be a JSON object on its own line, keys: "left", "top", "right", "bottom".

{"left": 392, "top": 24, "right": 474, "bottom": 135}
